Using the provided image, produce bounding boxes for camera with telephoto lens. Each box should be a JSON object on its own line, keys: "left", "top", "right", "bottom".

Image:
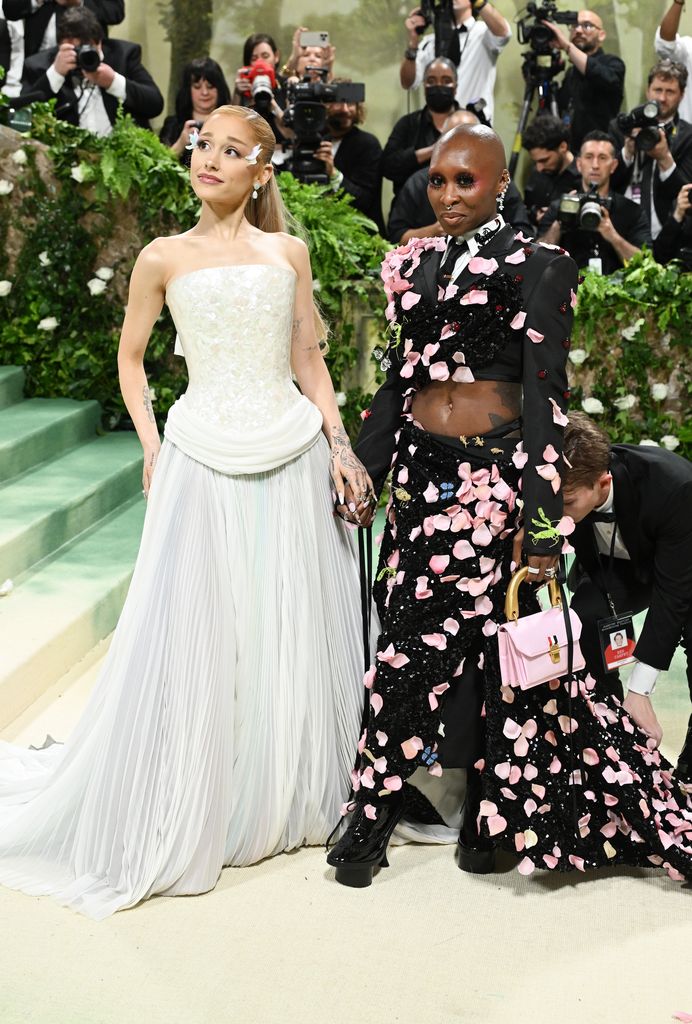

{"left": 237, "top": 59, "right": 277, "bottom": 115}
{"left": 557, "top": 187, "right": 613, "bottom": 231}
{"left": 75, "top": 44, "right": 102, "bottom": 73}
{"left": 517, "top": 1, "right": 578, "bottom": 55}
{"left": 282, "top": 72, "right": 365, "bottom": 185}
{"left": 616, "top": 100, "right": 663, "bottom": 152}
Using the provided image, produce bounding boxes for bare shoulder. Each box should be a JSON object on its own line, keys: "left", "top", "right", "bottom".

{"left": 275, "top": 231, "right": 310, "bottom": 271}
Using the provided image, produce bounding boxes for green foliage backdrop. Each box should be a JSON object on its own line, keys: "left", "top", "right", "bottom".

{"left": 0, "top": 110, "right": 689, "bottom": 458}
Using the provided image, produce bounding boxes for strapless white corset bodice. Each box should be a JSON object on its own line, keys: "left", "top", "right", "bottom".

{"left": 163, "top": 265, "right": 323, "bottom": 475}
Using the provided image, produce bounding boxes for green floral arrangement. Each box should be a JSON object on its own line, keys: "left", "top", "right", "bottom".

{"left": 569, "top": 250, "right": 692, "bottom": 459}
{"left": 0, "top": 104, "right": 387, "bottom": 439}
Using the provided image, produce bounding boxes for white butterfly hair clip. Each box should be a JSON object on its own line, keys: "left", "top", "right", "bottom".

{"left": 245, "top": 143, "right": 262, "bottom": 165}
{"left": 186, "top": 128, "right": 200, "bottom": 151}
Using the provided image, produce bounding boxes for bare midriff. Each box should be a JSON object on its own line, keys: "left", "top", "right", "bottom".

{"left": 411, "top": 380, "right": 523, "bottom": 438}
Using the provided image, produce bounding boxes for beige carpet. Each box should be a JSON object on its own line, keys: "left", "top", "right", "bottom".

{"left": 1, "top": 645, "right": 691, "bottom": 1024}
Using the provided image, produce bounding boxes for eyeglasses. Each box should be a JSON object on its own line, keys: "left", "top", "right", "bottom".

{"left": 574, "top": 21, "right": 599, "bottom": 31}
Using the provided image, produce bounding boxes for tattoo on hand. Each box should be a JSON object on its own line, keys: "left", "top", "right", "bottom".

{"left": 143, "top": 385, "right": 155, "bottom": 424}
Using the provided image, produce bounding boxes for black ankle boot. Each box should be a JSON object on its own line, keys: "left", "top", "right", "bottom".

{"left": 457, "top": 769, "right": 495, "bottom": 874}
{"left": 677, "top": 725, "right": 692, "bottom": 790}
{"left": 326, "top": 796, "right": 405, "bottom": 888}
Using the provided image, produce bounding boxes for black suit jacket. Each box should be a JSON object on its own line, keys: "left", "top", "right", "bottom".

{"left": 21, "top": 38, "right": 164, "bottom": 130}
{"left": 608, "top": 114, "right": 692, "bottom": 232}
{"left": 557, "top": 49, "right": 625, "bottom": 151}
{"left": 571, "top": 444, "right": 692, "bottom": 671}
{"left": 332, "top": 125, "right": 385, "bottom": 234}
{"left": 387, "top": 165, "right": 532, "bottom": 243}
{"left": 3, "top": 0, "right": 124, "bottom": 59}
{"left": 355, "top": 225, "right": 578, "bottom": 554}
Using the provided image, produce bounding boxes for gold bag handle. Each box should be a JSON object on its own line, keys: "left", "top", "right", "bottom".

{"left": 504, "top": 565, "right": 562, "bottom": 622}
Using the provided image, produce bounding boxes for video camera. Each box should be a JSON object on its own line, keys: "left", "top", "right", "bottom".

{"left": 557, "top": 187, "right": 613, "bottom": 231}
{"left": 282, "top": 71, "right": 365, "bottom": 185}
{"left": 237, "top": 59, "right": 276, "bottom": 116}
{"left": 517, "top": 1, "right": 578, "bottom": 56}
{"left": 616, "top": 100, "right": 663, "bottom": 152}
{"left": 415, "top": 0, "right": 458, "bottom": 61}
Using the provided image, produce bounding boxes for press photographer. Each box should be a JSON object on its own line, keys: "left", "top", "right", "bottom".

{"left": 653, "top": 182, "right": 692, "bottom": 265}
{"left": 539, "top": 130, "right": 650, "bottom": 274}
{"left": 232, "top": 33, "right": 287, "bottom": 143}
{"left": 281, "top": 69, "right": 367, "bottom": 188}
{"left": 522, "top": 113, "right": 581, "bottom": 228}
{"left": 399, "top": 0, "right": 511, "bottom": 126}
{"left": 542, "top": 8, "right": 624, "bottom": 150}
{"left": 609, "top": 59, "right": 692, "bottom": 240}
{"left": 19, "top": 7, "right": 163, "bottom": 134}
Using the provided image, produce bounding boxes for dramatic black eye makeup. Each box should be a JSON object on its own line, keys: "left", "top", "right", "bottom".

{"left": 427, "top": 172, "right": 475, "bottom": 189}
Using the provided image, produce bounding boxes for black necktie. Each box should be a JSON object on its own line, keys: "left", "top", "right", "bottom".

{"left": 589, "top": 511, "right": 616, "bottom": 524}
{"left": 438, "top": 238, "right": 468, "bottom": 286}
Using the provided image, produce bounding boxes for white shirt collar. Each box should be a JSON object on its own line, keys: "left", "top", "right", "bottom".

{"left": 442, "top": 214, "right": 505, "bottom": 266}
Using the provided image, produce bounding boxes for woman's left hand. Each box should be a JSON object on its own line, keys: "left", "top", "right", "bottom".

{"left": 329, "top": 435, "right": 375, "bottom": 525}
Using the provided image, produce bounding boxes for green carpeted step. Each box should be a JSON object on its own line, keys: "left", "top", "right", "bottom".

{"left": 0, "top": 495, "right": 146, "bottom": 729}
{"left": 0, "top": 366, "right": 25, "bottom": 411}
{"left": 0, "top": 397, "right": 101, "bottom": 483}
{"left": 0, "top": 431, "right": 143, "bottom": 580}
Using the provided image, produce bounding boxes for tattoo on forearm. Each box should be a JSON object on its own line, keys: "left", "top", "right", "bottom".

{"left": 143, "top": 385, "right": 155, "bottom": 424}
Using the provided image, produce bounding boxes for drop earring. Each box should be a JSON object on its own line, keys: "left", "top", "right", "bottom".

{"left": 252, "top": 182, "right": 260, "bottom": 200}
{"left": 496, "top": 190, "right": 506, "bottom": 211}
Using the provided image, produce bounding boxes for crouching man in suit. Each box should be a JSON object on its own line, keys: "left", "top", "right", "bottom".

{"left": 20, "top": 7, "right": 163, "bottom": 134}
{"left": 562, "top": 412, "right": 692, "bottom": 784}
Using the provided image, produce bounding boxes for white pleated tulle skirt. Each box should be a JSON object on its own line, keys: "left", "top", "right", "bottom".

{"left": 0, "top": 437, "right": 364, "bottom": 919}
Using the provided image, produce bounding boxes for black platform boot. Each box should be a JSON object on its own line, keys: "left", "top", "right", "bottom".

{"left": 677, "top": 715, "right": 692, "bottom": 792}
{"left": 326, "top": 796, "right": 405, "bottom": 888}
{"left": 457, "top": 768, "right": 496, "bottom": 874}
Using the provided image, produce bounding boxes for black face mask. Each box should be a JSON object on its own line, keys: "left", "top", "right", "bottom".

{"left": 425, "top": 85, "right": 455, "bottom": 113}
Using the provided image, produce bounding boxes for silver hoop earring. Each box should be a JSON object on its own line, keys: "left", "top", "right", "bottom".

{"left": 252, "top": 182, "right": 260, "bottom": 200}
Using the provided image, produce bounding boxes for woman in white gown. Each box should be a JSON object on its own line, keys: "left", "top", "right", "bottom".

{"left": 0, "top": 105, "right": 374, "bottom": 919}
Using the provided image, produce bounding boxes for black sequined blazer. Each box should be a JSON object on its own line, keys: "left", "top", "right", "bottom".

{"left": 355, "top": 224, "right": 579, "bottom": 556}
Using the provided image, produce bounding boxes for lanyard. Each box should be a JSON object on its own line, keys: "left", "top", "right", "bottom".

{"left": 593, "top": 524, "right": 619, "bottom": 616}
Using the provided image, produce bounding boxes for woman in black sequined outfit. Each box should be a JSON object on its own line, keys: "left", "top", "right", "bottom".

{"left": 327, "top": 125, "right": 692, "bottom": 887}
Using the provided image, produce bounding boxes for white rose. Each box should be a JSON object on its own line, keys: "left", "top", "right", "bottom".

{"left": 95, "top": 266, "right": 114, "bottom": 281}
{"left": 639, "top": 438, "right": 659, "bottom": 447}
{"left": 568, "top": 348, "right": 588, "bottom": 365}
{"left": 581, "top": 397, "right": 604, "bottom": 415}
{"left": 335, "top": 391, "right": 347, "bottom": 407}
{"left": 11, "top": 149, "right": 27, "bottom": 166}
{"left": 38, "top": 316, "right": 59, "bottom": 331}
{"left": 651, "top": 382, "right": 668, "bottom": 401}
{"left": 87, "top": 277, "right": 107, "bottom": 296}
{"left": 38, "top": 251, "right": 51, "bottom": 267}
{"left": 312, "top": 279, "right": 321, "bottom": 292}
{"left": 613, "top": 394, "right": 637, "bottom": 411}
{"left": 0, "top": 179, "right": 14, "bottom": 195}
{"left": 0, "top": 280, "right": 12, "bottom": 297}
{"left": 660, "top": 434, "right": 680, "bottom": 451}
{"left": 70, "top": 164, "right": 87, "bottom": 183}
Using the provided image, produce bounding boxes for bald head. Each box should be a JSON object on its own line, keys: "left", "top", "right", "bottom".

{"left": 571, "top": 10, "right": 605, "bottom": 54}
{"left": 433, "top": 124, "right": 507, "bottom": 175}
{"left": 442, "top": 110, "right": 480, "bottom": 133}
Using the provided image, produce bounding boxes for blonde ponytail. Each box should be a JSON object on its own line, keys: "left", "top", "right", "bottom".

{"left": 206, "top": 104, "right": 329, "bottom": 344}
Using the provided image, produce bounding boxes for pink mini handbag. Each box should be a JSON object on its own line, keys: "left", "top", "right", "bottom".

{"left": 498, "top": 566, "right": 585, "bottom": 689}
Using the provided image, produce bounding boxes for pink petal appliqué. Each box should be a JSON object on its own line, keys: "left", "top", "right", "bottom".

{"left": 383, "top": 774, "right": 402, "bottom": 791}
{"left": 401, "top": 290, "right": 421, "bottom": 310}
{"left": 429, "top": 554, "right": 450, "bottom": 574}
{"left": 542, "top": 444, "right": 559, "bottom": 463}
{"left": 460, "top": 288, "right": 488, "bottom": 306}
{"left": 370, "top": 693, "right": 383, "bottom": 716}
{"left": 468, "top": 256, "right": 499, "bottom": 275}
{"left": 363, "top": 803, "right": 377, "bottom": 820}
{"left": 549, "top": 397, "right": 569, "bottom": 427}
{"left": 527, "top": 328, "right": 544, "bottom": 344}
{"left": 401, "top": 736, "right": 424, "bottom": 760}
{"left": 517, "top": 856, "right": 536, "bottom": 876}
{"left": 505, "top": 249, "right": 527, "bottom": 265}
{"left": 421, "top": 632, "right": 448, "bottom": 650}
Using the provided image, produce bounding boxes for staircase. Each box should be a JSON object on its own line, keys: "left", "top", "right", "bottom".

{"left": 0, "top": 367, "right": 145, "bottom": 730}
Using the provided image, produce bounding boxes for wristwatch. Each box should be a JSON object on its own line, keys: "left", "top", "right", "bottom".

{"left": 404, "top": 46, "right": 419, "bottom": 61}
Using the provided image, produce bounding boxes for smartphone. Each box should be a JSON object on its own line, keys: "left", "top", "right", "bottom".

{"left": 300, "top": 31, "right": 329, "bottom": 48}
